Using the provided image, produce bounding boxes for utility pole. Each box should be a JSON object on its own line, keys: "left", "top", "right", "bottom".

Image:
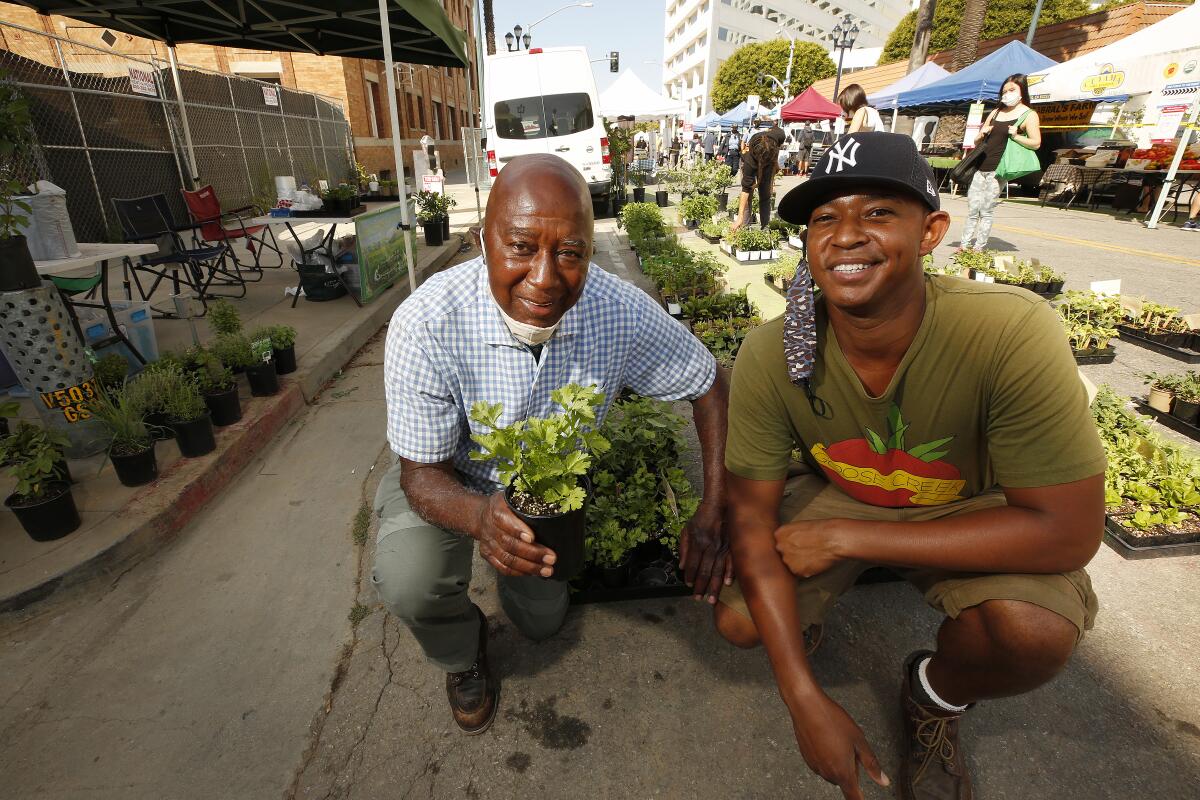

{"left": 1025, "top": 0, "right": 1046, "bottom": 46}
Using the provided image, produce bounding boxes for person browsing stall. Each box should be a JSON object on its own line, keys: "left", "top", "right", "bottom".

{"left": 715, "top": 132, "right": 1104, "bottom": 800}
{"left": 374, "top": 155, "right": 731, "bottom": 736}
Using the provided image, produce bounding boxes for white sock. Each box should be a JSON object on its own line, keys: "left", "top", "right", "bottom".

{"left": 917, "top": 656, "right": 969, "bottom": 713}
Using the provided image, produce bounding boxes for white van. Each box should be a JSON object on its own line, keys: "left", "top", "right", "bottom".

{"left": 483, "top": 46, "right": 612, "bottom": 207}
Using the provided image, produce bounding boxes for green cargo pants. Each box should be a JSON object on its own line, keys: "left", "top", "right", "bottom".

{"left": 371, "top": 460, "right": 570, "bottom": 672}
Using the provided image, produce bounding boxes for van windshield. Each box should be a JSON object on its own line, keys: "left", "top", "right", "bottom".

{"left": 494, "top": 93, "right": 593, "bottom": 140}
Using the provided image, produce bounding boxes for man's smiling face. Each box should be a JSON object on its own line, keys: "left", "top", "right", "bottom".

{"left": 804, "top": 183, "right": 949, "bottom": 314}
{"left": 480, "top": 155, "right": 594, "bottom": 327}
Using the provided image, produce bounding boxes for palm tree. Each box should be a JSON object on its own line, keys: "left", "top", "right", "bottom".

{"left": 483, "top": 0, "right": 496, "bottom": 56}
{"left": 952, "top": 0, "right": 990, "bottom": 70}
{"left": 907, "top": 0, "right": 938, "bottom": 74}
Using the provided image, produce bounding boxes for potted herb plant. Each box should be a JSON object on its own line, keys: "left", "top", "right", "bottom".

{"left": 163, "top": 370, "right": 215, "bottom": 458}
{"left": 126, "top": 363, "right": 177, "bottom": 440}
{"left": 92, "top": 385, "right": 157, "bottom": 487}
{"left": 92, "top": 352, "right": 129, "bottom": 393}
{"left": 209, "top": 333, "right": 253, "bottom": 376}
{"left": 678, "top": 193, "right": 717, "bottom": 229}
{"left": 195, "top": 351, "right": 241, "bottom": 427}
{"left": 437, "top": 192, "right": 457, "bottom": 240}
{"left": 207, "top": 298, "right": 242, "bottom": 337}
{"left": 0, "top": 76, "right": 40, "bottom": 293}
{"left": 631, "top": 168, "right": 647, "bottom": 203}
{"left": 267, "top": 324, "right": 297, "bottom": 374}
{"left": 322, "top": 184, "right": 358, "bottom": 215}
{"left": 1170, "top": 374, "right": 1200, "bottom": 426}
{"left": 469, "top": 384, "right": 611, "bottom": 581}
{"left": 245, "top": 336, "right": 279, "bottom": 397}
{"left": 3, "top": 423, "right": 80, "bottom": 540}
{"left": 1143, "top": 372, "right": 1183, "bottom": 414}
{"left": 415, "top": 190, "right": 444, "bottom": 246}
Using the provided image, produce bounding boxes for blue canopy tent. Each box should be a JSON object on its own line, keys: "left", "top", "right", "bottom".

{"left": 871, "top": 61, "right": 950, "bottom": 111}
{"left": 691, "top": 111, "right": 722, "bottom": 130}
{"left": 717, "top": 100, "right": 753, "bottom": 128}
{"left": 894, "top": 41, "right": 1057, "bottom": 109}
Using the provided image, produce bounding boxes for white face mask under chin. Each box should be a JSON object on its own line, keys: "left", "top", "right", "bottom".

{"left": 482, "top": 238, "right": 561, "bottom": 347}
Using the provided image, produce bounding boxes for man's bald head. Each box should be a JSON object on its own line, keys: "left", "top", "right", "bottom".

{"left": 476, "top": 155, "right": 595, "bottom": 328}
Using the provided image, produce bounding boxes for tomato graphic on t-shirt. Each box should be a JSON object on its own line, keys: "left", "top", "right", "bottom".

{"left": 810, "top": 404, "right": 966, "bottom": 507}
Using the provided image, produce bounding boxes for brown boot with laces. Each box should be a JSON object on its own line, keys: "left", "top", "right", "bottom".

{"left": 445, "top": 605, "right": 498, "bottom": 735}
{"left": 898, "top": 650, "right": 973, "bottom": 800}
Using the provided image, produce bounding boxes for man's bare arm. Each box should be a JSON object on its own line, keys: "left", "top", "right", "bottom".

{"left": 679, "top": 370, "right": 731, "bottom": 601}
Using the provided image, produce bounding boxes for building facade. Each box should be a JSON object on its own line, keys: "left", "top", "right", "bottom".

{"left": 0, "top": 1, "right": 480, "bottom": 181}
{"left": 661, "top": 0, "right": 910, "bottom": 118}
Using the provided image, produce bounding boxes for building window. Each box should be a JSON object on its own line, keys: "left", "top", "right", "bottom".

{"left": 433, "top": 100, "right": 443, "bottom": 138}
{"left": 446, "top": 104, "right": 456, "bottom": 139}
{"left": 365, "top": 76, "right": 385, "bottom": 138}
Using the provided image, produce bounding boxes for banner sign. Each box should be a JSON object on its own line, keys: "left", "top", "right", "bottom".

{"left": 127, "top": 66, "right": 157, "bottom": 97}
{"left": 963, "top": 102, "right": 985, "bottom": 149}
{"left": 1151, "top": 104, "right": 1188, "bottom": 142}
{"left": 1034, "top": 100, "right": 1096, "bottom": 128}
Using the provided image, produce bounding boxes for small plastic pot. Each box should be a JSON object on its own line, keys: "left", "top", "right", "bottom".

{"left": 441, "top": 216, "right": 451, "bottom": 240}
{"left": 5, "top": 482, "right": 80, "bottom": 541}
{"left": 598, "top": 557, "right": 633, "bottom": 588}
{"left": 1049, "top": 280, "right": 1064, "bottom": 293}
{"left": 504, "top": 477, "right": 591, "bottom": 582}
{"left": 1148, "top": 386, "right": 1174, "bottom": 413}
{"left": 145, "top": 411, "right": 175, "bottom": 440}
{"left": 246, "top": 360, "right": 279, "bottom": 397}
{"left": 273, "top": 344, "right": 297, "bottom": 375}
{"left": 718, "top": 192, "right": 729, "bottom": 211}
{"left": 204, "top": 385, "right": 243, "bottom": 427}
{"left": 1171, "top": 398, "right": 1200, "bottom": 426}
{"left": 110, "top": 443, "right": 158, "bottom": 487}
{"left": 632, "top": 187, "right": 646, "bottom": 203}
{"left": 655, "top": 190, "right": 669, "bottom": 207}
{"left": 422, "top": 222, "right": 444, "bottom": 246}
{"left": 172, "top": 414, "right": 216, "bottom": 458}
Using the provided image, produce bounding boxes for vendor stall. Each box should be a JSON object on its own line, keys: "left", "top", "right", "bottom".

{"left": 779, "top": 87, "right": 841, "bottom": 122}
{"left": 869, "top": 61, "right": 950, "bottom": 131}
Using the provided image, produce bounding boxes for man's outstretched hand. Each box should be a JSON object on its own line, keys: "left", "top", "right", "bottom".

{"left": 679, "top": 499, "right": 732, "bottom": 603}
{"left": 790, "top": 692, "right": 890, "bottom": 800}
{"left": 473, "top": 492, "right": 557, "bottom": 578}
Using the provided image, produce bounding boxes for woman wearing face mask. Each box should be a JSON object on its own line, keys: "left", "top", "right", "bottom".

{"left": 960, "top": 74, "right": 1041, "bottom": 250}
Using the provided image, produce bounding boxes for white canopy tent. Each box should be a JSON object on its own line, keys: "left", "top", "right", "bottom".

{"left": 599, "top": 70, "right": 687, "bottom": 120}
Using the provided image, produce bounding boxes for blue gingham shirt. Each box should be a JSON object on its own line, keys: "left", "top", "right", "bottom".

{"left": 384, "top": 256, "right": 716, "bottom": 492}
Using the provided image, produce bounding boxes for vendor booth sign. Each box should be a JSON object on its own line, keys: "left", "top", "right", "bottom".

{"left": 1081, "top": 65, "right": 1125, "bottom": 97}
{"left": 1035, "top": 100, "right": 1097, "bottom": 128}
{"left": 353, "top": 204, "right": 413, "bottom": 304}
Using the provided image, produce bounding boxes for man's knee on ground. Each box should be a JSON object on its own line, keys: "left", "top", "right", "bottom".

{"left": 714, "top": 602, "right": 761, "bottom": 649}
{"left": 957, "top": 599, "right": 1078, "bottom": 677}
{"left": 371, "top": 541, "right": 464, "bottom": 622}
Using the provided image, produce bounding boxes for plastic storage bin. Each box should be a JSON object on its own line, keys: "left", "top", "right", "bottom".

{"left": 77, "top": 299, "right": 160, "bottom": 366}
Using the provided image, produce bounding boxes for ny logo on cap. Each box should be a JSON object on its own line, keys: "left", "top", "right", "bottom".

{"left": 825, "top": 138, "right": 861, "bottom": 174}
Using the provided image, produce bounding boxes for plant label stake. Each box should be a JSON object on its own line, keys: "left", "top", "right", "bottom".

{"left": 172, "top": 292, "right": 204, "bottom": 346}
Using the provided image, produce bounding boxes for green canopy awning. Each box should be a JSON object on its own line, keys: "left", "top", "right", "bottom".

{"left": 14, "top": 0, "right": 469, "bottom": 67}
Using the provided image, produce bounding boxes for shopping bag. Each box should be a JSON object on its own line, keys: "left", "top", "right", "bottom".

{"left": 995, "top": 111, "right": 1040, "bottom": 181}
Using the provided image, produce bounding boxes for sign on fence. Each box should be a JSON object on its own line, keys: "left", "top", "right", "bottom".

{"left": 127, "top": 66, "right": 157, "bottom": 97}
{"left": 262, "top": 85, "right": 279, "bottom": 106}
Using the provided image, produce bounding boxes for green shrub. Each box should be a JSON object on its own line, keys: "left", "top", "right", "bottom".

{"left": 207, "top": 299, "right": 242, "bottom": 337}
{"left": 618, "top": 202, "right": 667, "bottom": 246}
{"left": 162, "top": 371, "right": 207, "bottom": 423}
{"left": 679, "top": 193, "right": 718, "bottom": 224}
{"left": 92, "top": 353, "right": 129, "bottom": 391}
{"left": 91, "top": 384, "right": 151, "bottom": 455}
{"left": 681, "top": 288, "right": 756, "bottom": 321}
{"left": 693, "top": 315, "right": 761, "bottom": 368}
{"left": 3, "top": 422, "right": 69, "bottom": 500}
{"left": 210, "top": 334, "right": 255, "bottom": 369}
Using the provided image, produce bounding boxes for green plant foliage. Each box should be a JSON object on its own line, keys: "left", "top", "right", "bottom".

{"left": 679, "top": 193, "right": 718, "bottom": 225}
{"left": 767, "top": 216, "right": 801, "bottom": 237}
{"left": 765, "top": 251, "right": 802, "bottom": 282}
{"left": 90, "top": 384, "right": 151, "bottom": 455}
{"left": 585, "top": 395, "right": 701, "bottom": 566}
{"left": 193, "top": 350, "right": 235, "bottom": 395}
{"left": 699, "top": 216, "right": 732, "bottom": 240}
{"left": 250, "top": 336, "right": 274, "bottom": 364}
{"left": 693, "top": 315, "right": 761, "bottom": 368}
{"left": 617, "top": 202, "right": 667, "bottom": 247}
{"left": 269, "top": 324, "right": 297, "bottom": 349}
{"left": 2, "top": 422, "right": 69, "bottom": 500}
{"left": 92, "top": 353, "right": 130, "bottom": 391}
{"left": 728, "top": 227, "right": 778, "bottom": 252}
{"left": 207, "top": 299, "right": 243, "bottom": 337}
{"left": 1091, "top": 385, "right": 1200, "bottom": 532}
{"left": 641, "top": 250, "right": 725, "bottom": 299}
{"left": 210, "top": 334, "right": 255, "bottom": 369}
{"left": 1057, "top": 290, "right": 1121, "bottom": 352}
{"left": 681, "top": 288, "right": 757, "bottom": 321}
{"left": 124, "top": 363, "right": 179, "bottom": 415}
{"left": 0, "top": 72, "right": 33, "bottom": 239}
{"left": 881, "top": 0, "right": 1091, "bottom": 64}
{"left": 161, "top": 370, "right": 207, "bottom": 423}
{"left": 711, "top": 40, "right": 836, "bottom": 113}
{"left": 1130, "top": 300, "right": 1187, "bottom": 335}
{"left": 469, "top": 384, "right": 611, "bottom": 514}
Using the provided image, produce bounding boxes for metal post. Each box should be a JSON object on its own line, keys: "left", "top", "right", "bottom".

{"left": 833, "top": 47, "right": 847, "bottom": 100}
{"left": 1025, "top": 0, "right": 1047, "bottom": 47}
{"left": 50, "top": 39, "right": 110, "bottom": 235}
{"left": 1146, "top": 94, "right": 1200, "bottom": 229}
{"left": 783, "top": 36, "right": 795, "bottom": 100}
{"left": 167, "top": 46, "right": 200, "bottom": 185}
{"left": 379, "top": 0, "right": 419, "bottom": 294}
{"left": 464, "top": 69, "right": 483, "bottom": 223}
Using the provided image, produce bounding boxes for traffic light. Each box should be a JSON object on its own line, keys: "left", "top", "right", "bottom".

{"left": 609, "top": 51, "right": 619, "bottom": 73}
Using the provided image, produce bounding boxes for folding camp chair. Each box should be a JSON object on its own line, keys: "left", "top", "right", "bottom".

{"left": 111, "top": 194, "right": 245, "bottom": 318}
{"left": 181, "top": 185, "right": 283, "bottom": 276}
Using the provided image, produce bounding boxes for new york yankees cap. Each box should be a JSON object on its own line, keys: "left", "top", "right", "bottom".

{"left": 777, "top": 131, "right": 940, "bottom": 225}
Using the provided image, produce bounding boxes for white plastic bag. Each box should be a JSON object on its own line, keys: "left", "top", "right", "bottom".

{"left": 22, "top": 181, "right": 80, "bottom": 260}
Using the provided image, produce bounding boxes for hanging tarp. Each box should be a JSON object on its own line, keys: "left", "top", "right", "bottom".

{"left": 870, "top": 62, "right": 951, "bottom": 110}
{"left": 1026, "top": 4, "right": 1200, "bottom": 104}
{"left": 780, "top": 87, "right": 842, "bottom": 122}
{"left": 895, "top": 41, "right": 1057, "bottom": 108}
{"left": 599, "top": 70, "right": 687, "bottom": 120}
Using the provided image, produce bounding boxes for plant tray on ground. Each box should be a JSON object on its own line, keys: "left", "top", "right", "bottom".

{"left": 1073, "top": 346, "right": 1116, "bottom": 365}
{"left": 734, "top": 250, "right": 777, "bottom": 264}
{"left": 569, "top": 553, "right": 692, "bottom": 604}
{"left": 696, "top": 230, "right": 722, "bottom": 244}
{"left": 1116, "top": 325, "right": 1200, "bottom": 363}
{"left": 764, "top": 274, "right": 787, "bottom": 297}
{"left": 1133, "top": 399, "right": 1200, "bottom": 443}
{"left": 1103, "top": 514, "right": 1200, "bottom": 559}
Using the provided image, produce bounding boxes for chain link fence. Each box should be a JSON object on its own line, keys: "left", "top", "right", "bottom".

{"left": 0, "top": 20, "right": 353, "bottom": 242}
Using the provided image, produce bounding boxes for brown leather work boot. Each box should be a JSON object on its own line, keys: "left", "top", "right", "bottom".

{"left": 445, "top": 605, "right": 498, "bottom": 735}
{"left": 898, "top": 650, "right": 973, "bottom": 800}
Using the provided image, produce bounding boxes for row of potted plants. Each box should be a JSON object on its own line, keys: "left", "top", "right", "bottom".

{"left": 1057, "top": 290, "right": 1121, "bottom": 360}
{"left": 768, "top": 217, "right": 805, "bottom": 250}
{"left": 1118, "top": 300, "right": 1199, "bottom": 353}
{"left": 1092, "top": 386, "right": 1200, "bottom": 549}
{"left": 721, "top": 227, "right": 781, "bottom": 262}
{"left": 1144, "top": 371, "right": 1200, "bottom": 427}
{"left": 946, "top": 250, "right": 1066, "bottom": 293}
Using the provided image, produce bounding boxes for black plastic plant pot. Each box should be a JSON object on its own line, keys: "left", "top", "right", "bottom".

{"left": 274, "top": 345, "right": 297, "bottom": 375}
{"left": 246, "top": 361, "right": 279, "bottom": 397}
{"left": 441, "top": 216, "right": 451, "bottom": 239}
{"left": 0, "top": 234, "right": 43, "bottom": 292}
{"left": 5, "top": 482, "right": 80, "bottom": 541}
{"left": 1172, "top": 399, "right": 1200, "bottom": 426}
{"left": 145, "top": 411, "right": 174, "bottom": 440}
{"left": 110, "top": 444, "right": 158, "bottom": 487}
{"left": 655, "top": 190, "right": 669, "bottom": 207}
{"left": 504, "top": 478, "right": 591, "bottom": 582}
{"left": 598, "top": 557, "right": 632, "bottom": 588}
{"left": 204, "top": 385, "right": 243, "bottom": 427}
{"left": 53, "top": 457, "right": 72, "bottom": 485}
{"left": 173, "top": 414, "right": 216, "bottom": 458}
{"left": 632, "top": 187, "right": 646, "bottom": 202}
{"left": 422, "top": 222, "right": 444, "bottom": 246}
{"left": 1165, "top": 332, "right": 1189, "bottom": 349}
{"left": 718, "top": 192, "right": 729, "bottom": 211}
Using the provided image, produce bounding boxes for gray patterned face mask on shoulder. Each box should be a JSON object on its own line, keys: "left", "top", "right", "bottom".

{"left": 783, "top": 259, "right": 817, "bottom": 386}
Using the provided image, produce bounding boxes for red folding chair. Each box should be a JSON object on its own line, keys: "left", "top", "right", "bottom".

{"left": 181, "top": 185, "right": 284, "bottom": 278}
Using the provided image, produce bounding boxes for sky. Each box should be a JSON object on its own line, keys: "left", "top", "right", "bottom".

{"left": 488, "top": 0, "right": 665, "bottom": 93}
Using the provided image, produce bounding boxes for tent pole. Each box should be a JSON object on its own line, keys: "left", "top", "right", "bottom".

{"left": 464, "top": 62, "right": 483, "bottom": 224}
{"left": 167, "top": 46, "right": 199, "bottom": 186}
{"left": 890, "top": 108, "right": 898, "bottom": 132}
{"left": 378, "top": 0, "right": 418, "bottom": 294}
{"left": 1146, "top": 93, "right": 1199, "bottom": 230}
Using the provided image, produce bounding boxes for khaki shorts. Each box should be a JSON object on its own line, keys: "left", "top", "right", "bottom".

{"left": 721, "top": 471, "right": 1099, "bottom": 639}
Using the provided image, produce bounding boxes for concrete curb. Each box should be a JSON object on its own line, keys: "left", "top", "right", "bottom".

{"left": 0, "top": 239, "right": 463, "bottom": 612}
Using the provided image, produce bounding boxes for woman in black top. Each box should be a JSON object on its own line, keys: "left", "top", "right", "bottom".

{"left": 730, "top": 121, "right": 786, "bottom": 231}
{"left": 960, "top": 74, "right": 1041, "bottom": 250}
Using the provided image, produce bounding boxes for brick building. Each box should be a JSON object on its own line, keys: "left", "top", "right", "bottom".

{"left": 0, "top": 1, "right": 481, "bottom": 181}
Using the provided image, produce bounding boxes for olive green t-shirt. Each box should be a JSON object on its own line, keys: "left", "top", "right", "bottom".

{"left": 726, "top": 275, "right": 1106, "bottom": 507}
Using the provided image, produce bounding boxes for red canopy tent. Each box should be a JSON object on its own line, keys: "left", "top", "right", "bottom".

{"left": 780, "top": 87, "right": 842, "bottom": 122}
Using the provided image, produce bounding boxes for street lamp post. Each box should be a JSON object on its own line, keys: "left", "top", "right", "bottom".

{"left": 830, "top": 14, "right": 860, "bottom": 100}
{"left": 776, "top": 28, "right": 796, "bottom": 102}
{"left": 506, "top": 2, "right": 593, "bottom": 50}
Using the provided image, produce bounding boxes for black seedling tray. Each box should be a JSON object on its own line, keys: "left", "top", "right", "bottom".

{"left": 1073, "top": 346, "right": 1116, "bottom": 365}
{"left": 1103, "top": 515, "right": 1200, "bottom": 560}
{"left": 1133, "top": 399, "right": 1200, "bottom": 443}
{"left": 1116, "top": 325, "right": 1200, "bottom": 363}
{"left": 696, "top": 230, "right": 722, "bottom": 244}
{"left": 570, "top": 556, "right": 692, "bottom": 605}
